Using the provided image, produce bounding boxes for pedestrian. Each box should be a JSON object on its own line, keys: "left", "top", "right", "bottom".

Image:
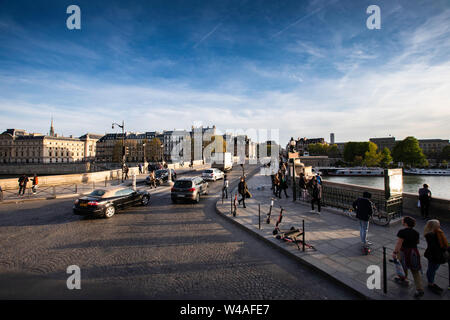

{"left": 222, "top": 175, "right": 229, "bottom": 199}
{"left": 352, "top": 192, "right": 374, "bottom": 246}
{"left": 310, "top": 179, "right": 322, "bottom": 214}
{"left": 418, "top": 184, "right": 432, "bottom": 219}
{"left": 423, "top": 219, "right": 449, "bottom": 294}
{"left": 270, "top": 173, "right": 275, "bottom": 191}
{"left": 316, "top": 172, "right": 322, "bottom": 185}
{"left": 237, "top": 177, "right": 248, "bottom": 208}
{"left": 150, "top": 170, "right": 157, "bottom": 189}
{"left": 299, "top": 173, "right": 307, "bottom": 201}
{"left": 278, "top": 171, "right": 289, "bottom": 199}
{"left": 31, "top": 174, "right": 39, "bottom": 194}
{"left": 273, "top": 171, "right": 280, "bottom": 196}
{"left": 0, "top": 185, "right": 3, "bottom": 201}
{"left": 123, "top": 165, "right": 129, "bottom": 180}
{"left": 392, "top": 216, "right": 424, "bottom": 298}
{"left": 18, "top": 174, "right": 28, "bottom": 196}
{"left": 138, "top": 163, "right": 143, "bottom": 174}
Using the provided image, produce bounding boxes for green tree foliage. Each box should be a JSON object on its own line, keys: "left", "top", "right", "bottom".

{"left": 343, "top": 142, "right": 370, "bottom": 163}
{"left": 441, "top": 145, "right": 450, "bottom": 161}
{"left": 392, "top": 136, "right": 428, "bottom": 167}
{"left": 307, "top": 143, "right": 340, "bottom": 157}
{"left": 380, "top": 147, "right": 393, "bottom": 168}
{"left": 362, "top": 142, "right": 382, "bottom": 167}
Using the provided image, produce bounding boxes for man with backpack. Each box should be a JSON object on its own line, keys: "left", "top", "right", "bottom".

{"left": 353, "top": 191, "right": 375, "bottom": 246}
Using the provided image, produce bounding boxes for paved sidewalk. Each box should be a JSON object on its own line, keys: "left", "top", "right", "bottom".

{"left": 216, "top": 172, "right": 450, "bottom": 300}
{"left": 0, "top": 164, "right": 211, "bottom": 204}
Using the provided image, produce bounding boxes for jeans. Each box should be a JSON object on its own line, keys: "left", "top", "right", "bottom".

{"left": 359, "top": 219, "right": 369, "bottom": 244}
{"left": 426, "top": 261, "right": 441, "bottom": 284}
{"left": 311, "top": 198, "right": 321, "bottom": 212}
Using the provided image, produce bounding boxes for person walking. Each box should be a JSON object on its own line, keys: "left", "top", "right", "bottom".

{"left": 31, "top": 174, "right": 39, "bottom": 194}
{"left": 123, "top": 165, "right": 129, "bottom": 180}
{"left": 0, "top": 185, "right": 3, "bottom": 202}
{"left": 150, "top": 170, "right": 157, "bottom": 189}
{"left": 392, "top": 216, "right": 424, "bottom": 298}
{"left": 299, "top": 173, "right": 307, "bottom": 201}
{"left": 18, "top": 174, "right": 28, "bottom": 196}
{"left": 138, "top": 163, "right": 143, "bottom": 174}
{"left": 222, "top": 175, "right": 229, "bottom": 199}
{"left": 418, "top": 184, "right": 432, "bottom": 219}
{"left": 237, "top": 177, "right": 248, "bottom": 208}
{"left": 310, "top": 179, "right": 322, "bottom": 214}
{"left": 423, "top": 219, "right": 448, "bottom": 294}
{"left": 353, "top": 192, "right": 374, "bottom": 246}
{"left": 278, "top": 171, "right": 289, "bottom": 199}
{"left": 273, "top": 171, "right": 280, "bottom": 196}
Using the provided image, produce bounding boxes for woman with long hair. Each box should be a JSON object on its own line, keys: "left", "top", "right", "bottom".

{"left": 424, "top": 219, "right": 449, "bottom": 294}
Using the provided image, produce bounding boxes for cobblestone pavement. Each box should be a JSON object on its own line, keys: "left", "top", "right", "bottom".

{"left": 0, "top": 165, "right": 358, "bottom": 299}
{"left": 216, "top": 172, "right": 450, "bottom": 300}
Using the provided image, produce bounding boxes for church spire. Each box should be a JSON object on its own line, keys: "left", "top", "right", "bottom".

{"left": 49, "top": 116, "right": 55, "bottom": 137}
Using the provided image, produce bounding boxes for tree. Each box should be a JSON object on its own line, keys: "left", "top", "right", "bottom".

{"left": 343, "top": 142, "right": 370, "bottom": 163}
{"left": 392, "top": 136, "right": 428, "bottom": 167}
{"left": 380, "top": 147, "right": 393, "bottom": 168}
{"left": 362, "top": 142, "right": 382, "bottom": 167}
{"left": 441, "top": 145, "right": 450, "bottom": 161}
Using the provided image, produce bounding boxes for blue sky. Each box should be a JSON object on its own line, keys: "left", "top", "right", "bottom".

{"left": 0, "top": 0, "right": 449, "bottom": 144}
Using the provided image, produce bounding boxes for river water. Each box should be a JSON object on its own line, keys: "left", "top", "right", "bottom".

{"left": 324, "top": 175, "right": 450, "bottom": 200}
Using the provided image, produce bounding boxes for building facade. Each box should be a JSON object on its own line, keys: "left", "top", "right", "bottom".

{"left": 0, "top": 129, "right": 87, "bottom": 164}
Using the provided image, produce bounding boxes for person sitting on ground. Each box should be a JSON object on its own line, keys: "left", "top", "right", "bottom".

{"left": 423, "top": 219, "right": 448, "bottom": 294}
{"left": 352, "top": 191, "right": 374, "bottom": 246}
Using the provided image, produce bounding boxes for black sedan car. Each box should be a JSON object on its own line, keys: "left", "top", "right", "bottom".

{"left": 73, "top": 186, "right": 151, "bottom": 218}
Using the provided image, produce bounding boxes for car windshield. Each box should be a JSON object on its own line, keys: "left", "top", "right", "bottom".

{"left": 90, "top": 189, "right": 106, "bottom": 197}
{"left": 155, "top": 170, "right": 166, "bottom": 176}
{"left": 174, "top": 180, "right": 192, "bottom": 188}
{"left": 204, "top": 170, "right": 213, "bottom": 173}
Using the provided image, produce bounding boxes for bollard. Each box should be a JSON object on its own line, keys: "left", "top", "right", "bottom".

{"left": 75, "top": 184, "right": 78, "bottom": 194}
{"left": 230, "top": 192, "right": 233, "bottom": 215}
{"left": 383, "top": 246, "right": 387, "bottom": 294}
{"left": 302, "top": 219, "right": 305, "bottom": 252}
{"left": 258, "top": 203, "right": 261, "bottom": 230}
{"left": 105, "top": 177, "right": 107, "bottom": 187}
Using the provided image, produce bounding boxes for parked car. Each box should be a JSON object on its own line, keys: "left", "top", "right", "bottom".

{"left": 73, "top": 186, "right": 151, "bottom": 218}
{"left": 202, "top": 168, "right": 224, "bottom": 181}
{"left": 146, "top": 169, "right": 176, "bottom": 185}
{"left": 171, "top": 177, "right": 208, "bottom": 203}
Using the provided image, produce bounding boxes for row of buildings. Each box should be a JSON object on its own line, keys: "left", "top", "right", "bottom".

{"left": 0, "top": 122, "right": 264, "bottom": 165}
{"left": 288, "top": 134, "right": 449, "bottom": 158}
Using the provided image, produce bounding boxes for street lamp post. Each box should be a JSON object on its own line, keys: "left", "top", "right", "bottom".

{"left": 142, "top": 142, "right": 146, "bottom": 173}
{"left": 112, "top": 121, "right": 125, "bottom": 181}
{"left": 289, "top": 138, "right": 297, "bottom": 202}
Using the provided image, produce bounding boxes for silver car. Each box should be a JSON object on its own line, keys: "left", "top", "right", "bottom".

{"left": 171, "top": 177, "right": 208, "bottom": 203}
{"left": 202, "top": 168, "right": 224, "bottom": 181}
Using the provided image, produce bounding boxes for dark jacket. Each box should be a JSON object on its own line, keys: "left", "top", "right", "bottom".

{"left": 312, "top": 184, "right": 322, "bottom": 200}
{"left": 424, "top": 232, "right": 447, "bottom": 264}
{"left": 418, "top": 188, "right": 431, "bottom": 201}
{"left": 238, "top": 181, "right": 248, "bottom": 195}
{"left": 299, "top": 177, "right": 306, "bottom": 189}
{"left": 352, "top": 197, "right": 374, "bottom": 221}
